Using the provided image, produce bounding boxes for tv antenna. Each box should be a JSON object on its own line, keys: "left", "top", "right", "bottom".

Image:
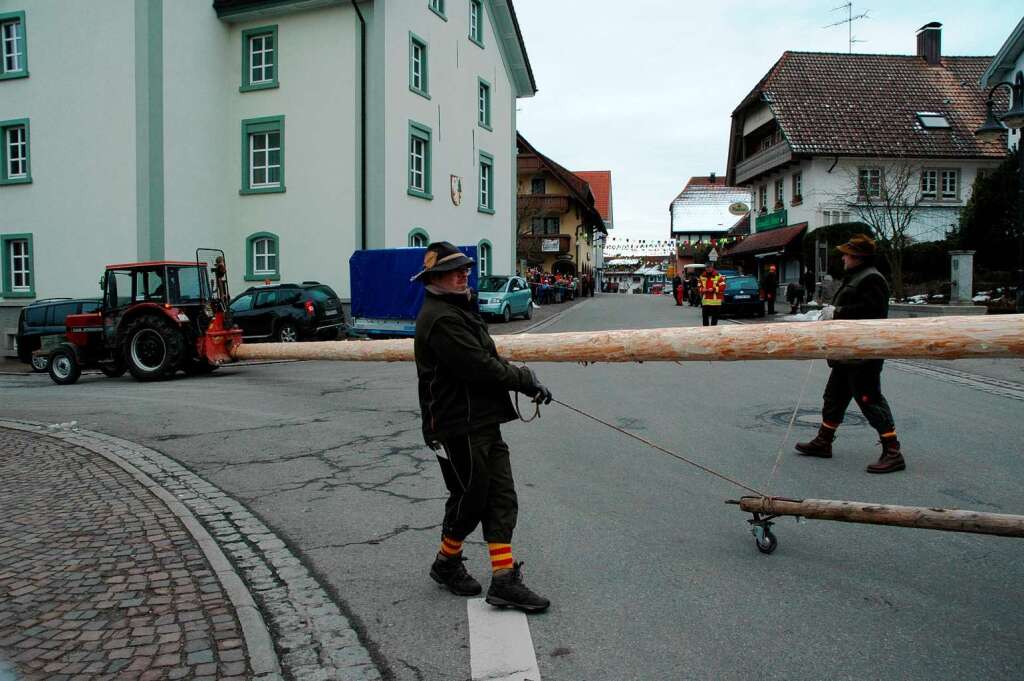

{"left": 824, "top": 2, "right": 869, "bottom": 53}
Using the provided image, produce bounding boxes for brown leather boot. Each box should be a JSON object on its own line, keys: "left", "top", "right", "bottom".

{"left": 795, "top": 425, "right": 836, "bottom": 458}
{"left": 866, "top": 437, "right": 905, "bottom": 474}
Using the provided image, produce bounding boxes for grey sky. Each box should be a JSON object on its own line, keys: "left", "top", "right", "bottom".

{"left": 513, "top": 1, "right": 1016, "bottom": 246}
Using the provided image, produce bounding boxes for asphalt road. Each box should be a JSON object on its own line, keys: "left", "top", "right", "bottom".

{"left": 3, "top": 294, "right": 1023, "bottom": 680}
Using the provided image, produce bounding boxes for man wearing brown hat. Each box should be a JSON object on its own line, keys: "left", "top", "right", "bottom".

{"left": 412, "top": 242, "right": 552, "bottom": 612}
{"left": 795, "top": 234, "right": 906, "bottom": 473}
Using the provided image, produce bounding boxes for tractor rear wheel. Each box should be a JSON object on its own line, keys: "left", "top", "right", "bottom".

{"left": 123, "top": 315, "right": 187, "bottom": 381}
{"left": 48, "top": 344, "right": 81, "bottom": 385}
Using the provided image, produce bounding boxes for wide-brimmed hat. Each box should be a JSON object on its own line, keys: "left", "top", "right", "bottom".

{"left": 409, "top": 241, "right": 475, "bottom": 282}
{"left": 836, "top": 234, "right": 876, "bottom": 257}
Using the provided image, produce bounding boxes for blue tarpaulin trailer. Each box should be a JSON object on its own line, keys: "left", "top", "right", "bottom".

{"left": 348, "top": 246, "right": 478, "bottom": 337}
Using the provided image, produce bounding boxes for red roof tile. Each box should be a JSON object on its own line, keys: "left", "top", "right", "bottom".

{"left": 725, "top": 223, "right": 806, "bottom": 256}
{"left": 737, "top": 52, "right": 1007, "bottom": 159}
{"left": 573, "top": 171, "right": 612, "bottom": 221}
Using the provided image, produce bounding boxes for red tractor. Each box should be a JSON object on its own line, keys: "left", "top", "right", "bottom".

{"left": 46, "top": 249, "right": 243, "bottom": 385}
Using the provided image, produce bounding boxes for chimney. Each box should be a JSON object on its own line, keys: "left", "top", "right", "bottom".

{"left": 916, "top": 22, "right": 942, "bottom": 66}
{"left": 709, "top": 172, "right": 717, "bottom": 184}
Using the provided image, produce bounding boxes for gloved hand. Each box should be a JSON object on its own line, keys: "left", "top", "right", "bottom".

{"left": 819, "top": 305, "right": 836, "bottom": 321}
{"left": 521, "top": 367, "right": 553, "bottom": 405}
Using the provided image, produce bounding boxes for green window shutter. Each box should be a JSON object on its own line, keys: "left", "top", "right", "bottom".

{"left": 240, "top": 25, "right": 279, "bottom": 92}
{"left": 477, "top": 78, "right": 492, "bottom": 130}
{"left": 240, "top": 116, "right": 285, "bottom": 195}
{"left": 1, "top": 233, "right": 34, "bottom": 298}
{"left": 0, "top": 11, "right": 28, "bottom": 80}
{"left": 409, "top": 32, "right": 429, "bottom": 99}
{"left": 408, "top": 228, "right": 430, "bottom": 247}
{"left": 408, "top": 121, "right": 433, "bottom": 200}
{"left": 478, "top": 150, "right": 494, "bottom": 214}
{"left": 428, "top": 0, "right": 447, "bottom": 21}
{"left": 244, "top": 232, "right": 281, "bottom": 281}
{"left": 0, "top": 118, "right": 31, "bottom": 185}
{"left": 469, "top": 1, "right": 484, "bottom": 48}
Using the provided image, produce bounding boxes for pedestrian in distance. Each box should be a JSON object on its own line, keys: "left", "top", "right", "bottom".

{"left": 795, "top": 234, "right": 906, "bottom": 474}
{"left": 763, "top": 264, "right": 779, "bottom": 314}
{"left": 412, "top": 242, "right": 553, "bottom": 612}
{"left": 786, "top": 280, "right": 805, "bottom": 315}
{"left": 802, "top": 266, "right": 817, "bottom": 304}
{"left": 672, "top": 274, "right": 684, "bottom": 306}
{"left": 698, "top": 264, "right": 726, "bottom": 326}
{"left": 687, "top": 272, "right": 701, "bottom": 306}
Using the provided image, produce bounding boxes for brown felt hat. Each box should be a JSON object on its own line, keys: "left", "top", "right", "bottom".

{"left": 410, "top": 241, "right": 474, "bottom": 282}
{"left": 836, "top": 234, "right": 876, "bottom": 257}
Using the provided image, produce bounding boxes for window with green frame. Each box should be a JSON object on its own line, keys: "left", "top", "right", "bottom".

{"left": 428, "top": 0, "right": 446, "bottom": 20}
{"left": 0, "top": 118, "right": 30, "bottom": 185}
{"left": 1, "top": 233, "right": 33, "bottom": 298}
{"left": 245, "top": 232, "right": 280, "bottom": 281}
{"left": 409, "top": 32, "right": 429, "bottom": 98}
{"left": 0, "top": 11, "right": 28, "bottom": 80}
{"left": 477, "top": 240, "right": 492, "bottom": 275}
{"left": 469, "top": 0, "right": 484, "bottom": 47}
{"left": 408, "top": 228, "right": 430, "bottom": 247}
{"left": 240, "top": 116, "right": 285, "bottom": 194}
{"left": 240, "top": 25, "right": 278, "bottom": 92}
{"left": 477, "top": 78, "right": 491, "bottom": 130}
{"left": 478, "top": 150, "right": 494, "bottom": 214}
{"left": 408, "top": 121, "right": 433, "bottom": 200}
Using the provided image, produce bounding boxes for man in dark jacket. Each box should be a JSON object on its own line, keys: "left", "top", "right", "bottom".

{"left": 762, "top": 264, "right": 779, "bottom": 314}
{"left": 672, "top": 274, "right": 683, "bottom": 306}
{"left": 794, "top": 234, "right": 905, "bottom": 473}
{"left": 412, "top": 242, "right": 552, "bottom": 612}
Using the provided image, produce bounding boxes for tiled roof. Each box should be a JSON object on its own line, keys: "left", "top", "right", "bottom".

{"left": 741, "top": 52, "right": 1007, "bottom": 159}
{"left": 670, "top": 176, "right": 752, "bottom": 235}
{"left": 517, "top": 134, "right": 605, "bottom": 232}
{"left": 573, "top": 171, "right": 613, "bottom": 222}
{"left": 725, "top": 223, "right": 806, "bottom": 256}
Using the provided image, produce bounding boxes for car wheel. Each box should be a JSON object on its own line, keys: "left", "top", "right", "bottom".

{"left": 523, "top": 303, "right": 533, "bottom": 320}
{"left": 123, "top": 315, "right": 187, "bottom": 381}
{"left": 502, "top": 305, "right": 511, "bottom": 323}
{"left": 48, "top": 345, "right": 81, "bottom": 386}
{"left": 31, "top": 354, "right": 49, "bottom": 372}
{"left": 276, "top": 321, "right": 299, "bottom": 342}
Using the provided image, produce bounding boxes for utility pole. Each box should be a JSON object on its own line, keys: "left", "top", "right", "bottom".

{"left": 824, "top": 2, "right": 869, "bottom": 53}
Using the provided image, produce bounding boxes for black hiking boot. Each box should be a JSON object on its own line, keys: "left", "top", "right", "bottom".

{"left": 430, "top": 554, "right": 482, "bottom": 596}
{"left": 795, "top": 425, "right": 836, "bottom": 458}
{"left": 866, "top": 437, "right": 906, "bottom": 474}
{"left": 485, "top": 562, "right": 550, "bottom": 613}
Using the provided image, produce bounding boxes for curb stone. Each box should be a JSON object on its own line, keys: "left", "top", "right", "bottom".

{"left": 0, "top": 418, "right": 382, "bottom": 681}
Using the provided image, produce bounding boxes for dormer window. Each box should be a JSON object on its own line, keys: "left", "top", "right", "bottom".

{"left": 916, "top": 112, "right": 950, "bottom": 129}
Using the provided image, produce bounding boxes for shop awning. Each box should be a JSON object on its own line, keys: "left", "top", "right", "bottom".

{"left": 725, "top": 223, "right": 806, "bottom": 257}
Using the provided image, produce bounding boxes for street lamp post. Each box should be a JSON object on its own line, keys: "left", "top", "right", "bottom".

{"left": 975, "top": 71, "right": 1024, "bottom": 312}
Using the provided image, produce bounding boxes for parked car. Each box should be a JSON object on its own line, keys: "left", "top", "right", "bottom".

{"left": 229, "top": 282, "right": 346, "bottom": 342}
{"left": 477, "top": 275, "right": 533, "bottom": 322}
{"left": 16, "top": 298, "right": 103, "bottom": 371}
{"left": 721, "top": 276, "right": 766, "bottom": 317}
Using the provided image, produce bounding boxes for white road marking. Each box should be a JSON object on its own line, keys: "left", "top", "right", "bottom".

{"left": 467, "top": 598, "right": 541, "bottom": 681}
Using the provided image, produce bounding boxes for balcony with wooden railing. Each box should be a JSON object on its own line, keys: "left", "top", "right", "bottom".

{"left": 734, "top": 141, "right": 794, "bottom": 185}
{"left": 517, "top": 194, "right": 572, "bottom": 214}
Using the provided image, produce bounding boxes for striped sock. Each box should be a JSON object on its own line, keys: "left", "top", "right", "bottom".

{"left": 439, "top": 535, "right": 463, "bottom": 558}
{"left": 880, "top": 430, "right": 897, "bottom": 440}
{"left": 822, "top": 421, "right": 839, "bottom": 430}
{"left": 488, "top": 543, "right": 514, "bottom": 572}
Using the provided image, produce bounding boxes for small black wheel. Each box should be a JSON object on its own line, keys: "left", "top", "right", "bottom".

{"left": 755, "top": 529, "right": 778, "bottom": 554}
{"left": 276, "top": 321, "right": 299, "bottom": 342}
{"left": 523, "top": 303, "right": 533, "bottom": 320}
{"left": 48, "top": 345, "right": 81, "bottom": 385}
{"left": 31, "top": 354, "right": 49, "bottom": 372}
{"left": 502, "top": 305, "right": 512, "bottom": 323}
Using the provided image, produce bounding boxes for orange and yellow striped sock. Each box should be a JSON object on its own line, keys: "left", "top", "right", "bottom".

{"left": 822, "top": 421, "right": 839, "bottom": 430}
{"left": 880, "top": 430, "right": 897, "bottom": 440}
{"left": 488, "top": 543, "right": 514, "bottom": 572}
{"left": 439, "top": 535, "right": 463, "bottom": 558}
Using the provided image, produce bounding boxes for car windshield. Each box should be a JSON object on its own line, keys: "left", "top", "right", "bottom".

{"left": 726, "top": 277, "right": 759, "bottom": 291}
{"left": 478, "top": 276, "right": 509, "bottom": 293}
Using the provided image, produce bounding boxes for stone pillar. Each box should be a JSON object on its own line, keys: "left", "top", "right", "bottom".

{"left": 949, "top": 250, "right": 976, "bottom": 304}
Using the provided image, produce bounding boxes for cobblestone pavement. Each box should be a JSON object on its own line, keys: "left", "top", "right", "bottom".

{"left": 0, "top": 422, "right": 380, "bottom": 681}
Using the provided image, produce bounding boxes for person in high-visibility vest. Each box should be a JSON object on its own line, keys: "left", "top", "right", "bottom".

{"left": 698, "top": 265, "right": 726, "bottom": 326}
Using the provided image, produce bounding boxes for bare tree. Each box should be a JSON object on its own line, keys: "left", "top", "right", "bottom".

{"left": 834, "top": 159, "right": 927, "bottom": 299}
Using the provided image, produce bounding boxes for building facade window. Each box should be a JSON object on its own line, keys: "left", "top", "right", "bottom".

{"left": 531, "top": 218, "right": 559, "bottom": 235}
{"left": 773, "top": 178, "right": 784, "bottom": 208}
{"left": 792, "top": 172, "right": 802, "bottom": 201}
{"left": 478, "top": 151, "right": 494, "bottom": 214}
{"left": 408, "top": 228, "right": 430, "bottom": 247}
{"left": 478, "top": 78, "right": 492, "bottom": 130}
{"left": 245, "top": 232, "right": 280, "bottom": 281}
{"left": 408, "top": 121, "right": 432, "bottom": 200}
{"left": 758, "top": 184, "right": 767, "bottom": 212}
{"left": 469, "top": 0, "right": 484, "bottom": 47}
{"left": 1, "top": 233, "right": 33, "bottom": 297}
{"left": 0, "top": 11, "right": 27, "bottom": 80}
{"left": 940, "top": 169, "right": 959, "bottom": 200}
{"left": 822, "top": 210, "right": 852, "bottom": 226}
{"left": 858, "top": 168, "right": 882, "bottom": 199}
{"left": 0, "top": 119, "right": 30, "bottom": 185}
{"left": 921, "top": 169, "right": 938, "bottom": 198}
{"left": 409, "top": 33, "right": 429, "bottom": 98}
{"left": 241, "top": 25, "right": 278, "bottom": 91}
{"left": 531, "top": 177, "right": 545, "bottom": 195}
{"left": 428, "top": 0, "right": 446, "bottom": 20}
{"left": 241, "top": 116, "right": 285, "bottom": 194}
{"left": 478, "top": 240, "right": 492, "bottom": 275}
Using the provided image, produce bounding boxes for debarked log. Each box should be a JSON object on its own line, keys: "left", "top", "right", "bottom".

{"left": 736, "top": 496, "right": 1024, "bottom": 538}
{"left": 231, "top": 314, "right": 1024, "bottom": 363}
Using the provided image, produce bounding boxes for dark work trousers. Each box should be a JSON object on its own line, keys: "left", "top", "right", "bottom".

{"left": 766, "top": 294, "right": 776, "bottom": 315}
{"left": 436, "top": 424, "right": 517, "bottom": 544}
{"left": 702, "top": 305, "right": 720, "bottom": 326}
{"left": 822, "top": 361, "right": 895, "bottom": 434}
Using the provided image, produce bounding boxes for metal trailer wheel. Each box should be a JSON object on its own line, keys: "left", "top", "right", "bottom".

{"left": 755, "top": 529, "right": 778, "bottom": 554}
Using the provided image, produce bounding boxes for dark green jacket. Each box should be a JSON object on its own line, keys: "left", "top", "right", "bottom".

{"left": 829, "top": 263, "right": 890, "bottom": 368}
{"left": 415, "top": 290, "right": 534, "bottom": 445}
